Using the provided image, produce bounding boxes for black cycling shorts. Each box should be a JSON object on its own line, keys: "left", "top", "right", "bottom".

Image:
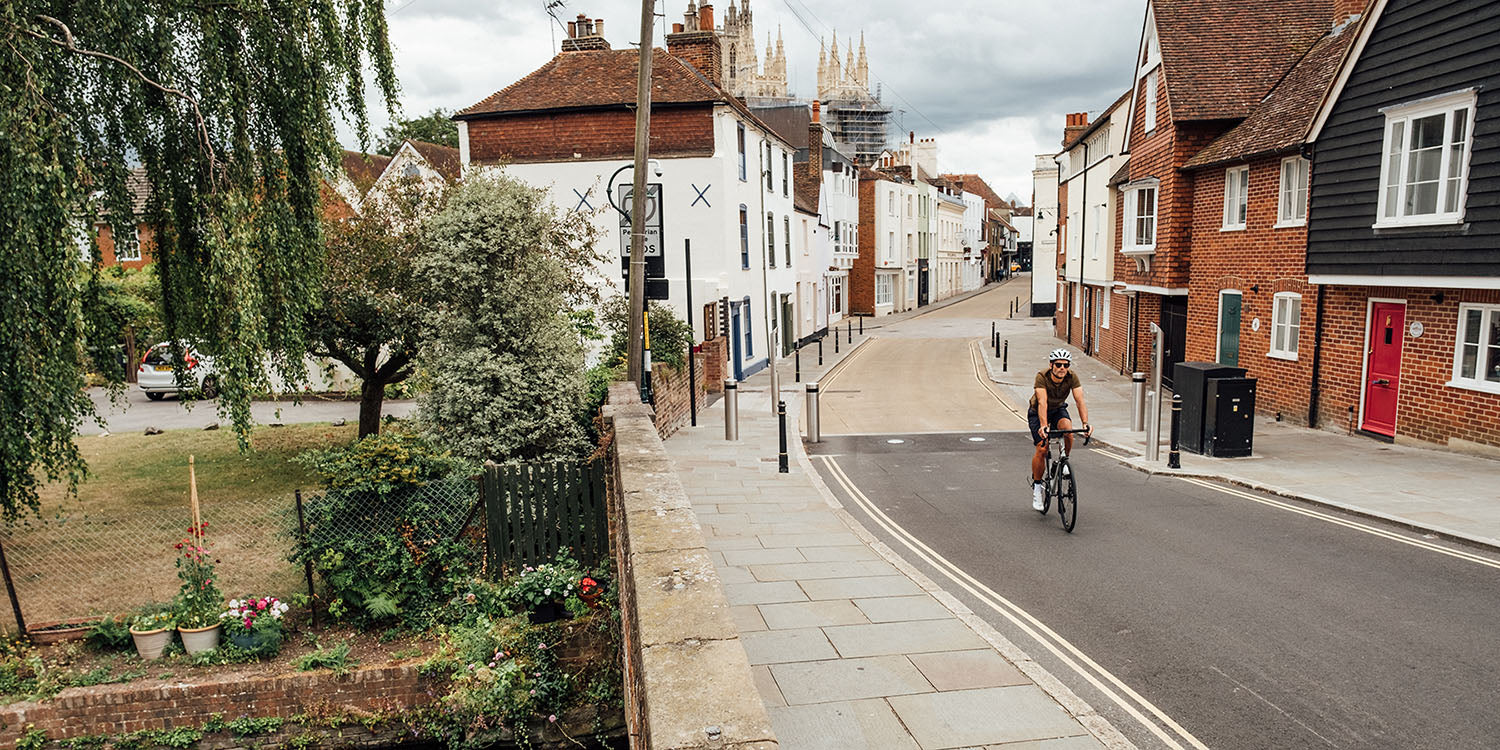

{"left": 1028, "top": 404, "right": 1071, "bottom": 446}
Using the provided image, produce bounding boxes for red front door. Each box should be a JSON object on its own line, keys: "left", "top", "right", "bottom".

{"left": 1362, "top": 302, "right": 1406, "bottom": 437}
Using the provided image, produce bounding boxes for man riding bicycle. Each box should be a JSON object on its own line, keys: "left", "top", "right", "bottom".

{"left": 1030, "top": 348, "right": 1091, "bottom": 511}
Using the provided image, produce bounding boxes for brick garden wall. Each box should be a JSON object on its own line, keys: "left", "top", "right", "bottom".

{"left": 466, "top": 106, "right": 715, "bottom": 165}
{"left": 1185, "top": 154, "right": 1316, "bottom": 423}
{"left": 650, "top": 353, "right": 708, "bottom": 439}
{"left": 0, "top": 664, "right": 439, "bottom": 746}
{"left": 699, "top": 335, "right": 729, "bottom": 393}
{"left": 852, "top": 176, "right": 877, "bottom": 315}
{"left": 1314, "top": 285, "right": 1500, "bottom": 449}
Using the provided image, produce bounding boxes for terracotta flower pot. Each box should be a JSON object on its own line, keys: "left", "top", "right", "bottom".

{"left": 178, "top": 623, "right": 221, "bottom": 655}
{"left": 130, "top": 627, "right": 174, "bottom": 660}
{"left": 27, "top": 617, "right": 96, "bottom": 645}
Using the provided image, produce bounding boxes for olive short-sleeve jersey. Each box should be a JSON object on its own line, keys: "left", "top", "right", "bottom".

{"left": 1028, "top": 369, "right": 1081, "bottom": 410}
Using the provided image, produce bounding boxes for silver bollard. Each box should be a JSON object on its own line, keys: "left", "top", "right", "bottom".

{"left": 1147, "top": 324, "right": 1164, "bottom": 462}
{"left": 1131, "top": 372, "right": 1146, "bottom": 432}
{"left": 805, "top": 382, "right": 820, "bottom": 443}
{"left": 724, "top": 379, "right": 739, "bottom": 441}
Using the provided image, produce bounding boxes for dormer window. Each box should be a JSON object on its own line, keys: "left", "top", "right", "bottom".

{"left": 1375, "top": 89, "right": 1476, "bottom": 228}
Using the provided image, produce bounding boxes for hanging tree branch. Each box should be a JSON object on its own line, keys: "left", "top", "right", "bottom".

{"left": 23, "top": 14, "right": 221, "bottom": 184}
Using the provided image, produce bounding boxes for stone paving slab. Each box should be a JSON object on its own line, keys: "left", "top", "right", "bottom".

{"left": 768, "top": 699, "right": 922, "bottom": 750}
{"left": 908, "top": 649, "right": 1031, "bottom": 691}
{"left": 888, "top": 686, "right": 1090, "bottom": 748}
{"left": 740, "top": 627, "right": 840, "bottom": 664}
{"left": 749, "top": 560, "right": 901, "bottom": 581}
{"left": 797, "top": 574, "right": 927, "bottom": 600}
{"left": 853, "top": 594, "right": 955, "bottom": 623}
{"left": 768, "top": 655, "right": 935, "bottom": 705}
{"left": 823, "top": 619, "right": 990, "bottom": 658}
{"left": 758, "top": 600, "right": 870, "bottom": 629}
{"left": 724, "top": 581, "right": 808, "bottom": 606}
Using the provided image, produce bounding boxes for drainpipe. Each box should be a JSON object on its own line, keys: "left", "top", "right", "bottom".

{"left": 1308, "top": 283, "right": 1326, "bottom": 428}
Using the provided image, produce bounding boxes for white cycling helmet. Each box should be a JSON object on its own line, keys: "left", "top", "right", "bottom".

{"left": 1048, "top": 348, "right": 1073, "bottom": 363}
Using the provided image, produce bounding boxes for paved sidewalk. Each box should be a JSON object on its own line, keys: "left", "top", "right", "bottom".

{"left": 978, "top": 294, "right": 1500, "bottom": 550}
{"left": 663, "top": 286, "right": 1127, "bottom": 750}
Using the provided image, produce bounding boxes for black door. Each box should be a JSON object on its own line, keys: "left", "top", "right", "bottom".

{"left": 1160, "top": 296, "right": 1187, "bottom": 389}
{"left": 917, "top": 259, "right": 930, "bottom": 307}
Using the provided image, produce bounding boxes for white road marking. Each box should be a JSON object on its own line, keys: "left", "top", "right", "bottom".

{"left": 817, "top": 454, "right": 1210, "bottom": 750}
{"left": 1177, "top": 477, "right": 1500, "bottom": 571}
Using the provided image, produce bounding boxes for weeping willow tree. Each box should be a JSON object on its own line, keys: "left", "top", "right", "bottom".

{"left": 0, "top": 3, "right": 397, "bottom": 522}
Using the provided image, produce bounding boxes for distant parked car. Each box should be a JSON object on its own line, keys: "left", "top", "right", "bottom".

{"left": 137, "top": 342, "right": 218, "bottom": 400}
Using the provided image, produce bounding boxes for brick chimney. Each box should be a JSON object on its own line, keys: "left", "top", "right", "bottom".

{"left": 808, "top": 101, "right": 824, "bottom": 177}
{"left": 1332, "top": 0, "right": 1367, "bottom": 30}
{"left": 666, "top": 2, "right": 722, "bottom": 86}
{"left": 1062, "top": 112, "right": 1089, "bottom": 147}
{"left": 561, "top": 13, "right": 610, "bottom": 52}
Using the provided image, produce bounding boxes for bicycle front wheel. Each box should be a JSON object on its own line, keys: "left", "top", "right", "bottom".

{"left": 1056, "top": 464, "right": 1078, "bottom": 533}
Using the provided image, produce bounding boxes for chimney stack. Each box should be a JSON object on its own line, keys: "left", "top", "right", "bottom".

{"left": 1332, "top": 0, "right": 1366, "bottom": 30}
{"left": 1062, "top": 112, "right": 1089, "bottom": 147}
{"left": 809, "top": 101, "right": 824, "bottom": 177}
{"left": 666, "top": 1, "right": 722, "bottom": 86}
{"left": 561, "top": 12, "right": 611, "bottom": 52}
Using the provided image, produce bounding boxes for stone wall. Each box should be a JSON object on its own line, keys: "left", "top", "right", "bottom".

{"left": 604, "top": 384, "right": 778, "bottom": 750}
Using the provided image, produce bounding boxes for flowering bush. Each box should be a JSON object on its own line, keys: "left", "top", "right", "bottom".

{"left": 130, "top": 609, "right": 176, "bottom": 633}
{"left": 220, "top": 596, "right": 289, "bottom": 637}
{"left": 501, "top": 553, "right": 585, "bottom": 611}
{"left": 172, "top": 522, "right": 224, "bottom": 628}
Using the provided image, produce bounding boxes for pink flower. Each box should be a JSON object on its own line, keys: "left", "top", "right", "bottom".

{"left": 243, "top": 618, "right": 252, "bottom": 629}
{"left": 548, "top": 714, "right": 557, "bottom": 723}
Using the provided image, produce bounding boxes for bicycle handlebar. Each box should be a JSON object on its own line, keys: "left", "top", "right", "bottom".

{"left": 1044, "top": 427, "right": 1092, "bottom": 446}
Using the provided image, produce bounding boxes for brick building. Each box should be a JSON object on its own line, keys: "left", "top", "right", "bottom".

{"left": 453, "top": 5, "right": 798, "bottom": 380}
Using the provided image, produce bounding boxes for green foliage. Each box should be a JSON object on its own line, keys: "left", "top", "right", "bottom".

{"left": 226, "top": 715, "right": 284, "bottom": 738}
{"left": 81, "top": 265, "right": 162, "bottom": 381}
{"left": 414, "top": 172, "right": 605, "bottom": 463}
{"left": 0, "top": 640, "right": 144, "bottom": 702}
{"left": 16, "top": 726, "right": 46, "bottom": 750}
{"left": 61, "top": 735, "right": 108, "bottom": 750}
{"left": 376, "top": 108, "right": 460, "bottom": 156}
{"left": 295, "top": 431, "right": 469, "bottom": 496}
{"left": 602, "top": 297, "right": 693, "bottom": 370}
{"left": 294, "top": 641, "right": 357, "bottom": 676}
{"left": 501, "top": 553, "right": 585, "bottom": 611}
{"left": 171, "top": 523, "right": 223, "bottom": 628}
{"left": 85, "top": 615, "right": 133, "bottom": 652}
{"left": 130, "top": 608, "right": 176, "bottom": 633}
{"left": 581, "top": 361, "right": 625, "bottom": 442}
{"left": 311, "top": 177, "right": 440, "bottom": 438}
{"left": 112, "top": 727, "right": 203, "bottom": 750}
{"left": 0, "top": 0, "right": 397, "bottom": 523}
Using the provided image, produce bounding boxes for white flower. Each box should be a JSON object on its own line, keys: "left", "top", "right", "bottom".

{"left": 544, "top": 588, "right": 552, "bottom": 596}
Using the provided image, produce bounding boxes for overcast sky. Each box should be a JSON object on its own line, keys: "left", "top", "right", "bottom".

{"left": 345, "top": 0, "right": 1147, "bottom": 204}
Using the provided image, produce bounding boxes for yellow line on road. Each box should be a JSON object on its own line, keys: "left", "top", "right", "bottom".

{"left": 817, "top": 454, "right": 1209, "bottom": 750}
{"left": 969, "top": 340, "right": 1025, "bottom": 420}
{"left": 817, "top": 335, "right": 876, "bottom": 391}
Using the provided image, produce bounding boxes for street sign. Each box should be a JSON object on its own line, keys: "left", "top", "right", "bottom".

{"left": 618, "top": 183, "right": 667, "bottom": 295}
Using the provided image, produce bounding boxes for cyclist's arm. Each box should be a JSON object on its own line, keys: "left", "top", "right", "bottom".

{"left": 1035, "top": 387, "right": 1050, "bottom": 435}
{"left": 1072, "top": 386, "right": 1091, "bottom": 434}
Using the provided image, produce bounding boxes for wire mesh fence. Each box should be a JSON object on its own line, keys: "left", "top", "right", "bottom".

{"left": 0, "top": 477, "right": 484, "bottom": 636}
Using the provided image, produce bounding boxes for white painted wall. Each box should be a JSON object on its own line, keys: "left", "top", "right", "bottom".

{"left": 1031, "top": 154, "right": 1060, "bottom": 309}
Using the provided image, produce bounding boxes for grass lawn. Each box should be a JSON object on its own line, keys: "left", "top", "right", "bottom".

{"left": 10, "top": 424, "right": 359, "bottom": 628}
{"left": 39, "top": 422, "right": 357, "bottom": 513}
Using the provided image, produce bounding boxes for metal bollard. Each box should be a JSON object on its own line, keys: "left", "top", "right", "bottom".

{"left": 991, "top": 321, "right": 996, "bottom": 340}
{"left": 994, "top": 333, "right": 1000, "bottom": 359}
{"left": 1168, "top": 393, "right": 1182, "bottom": 469}
{"left": 818, "top": 338, "right": 824, "bottom": 365}
{"left": 795, "top": 346, "right": 801, "bottom": 382}
{"left": 847, "top": 321, "right": 853, "bottom": 344}
{"left": 1003, "top": 339, "right": 1008, "bottom": 372}
{"left": 834, "top": 331, "right": 839, "bottom": 354}
{"left": 777, "top": 400, "right": 789, "bottom": 473}
{"left": 806, "top": 382, "right": 820, "bottom": 443}
{"left": 859, "top": 316, "right": 863, "bottom": 335}
{"left": 1131, "top": 372, "right": 1146, "bottom": 432}
{"left": 723, "top": 379, "right": 739, "bottom": 441}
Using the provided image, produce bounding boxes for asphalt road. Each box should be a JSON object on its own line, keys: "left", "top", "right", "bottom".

{"left": 809, "top": 432, "right": 1500, "bottom": 750}
{"left": 81, "top": 387, "right": 417, "bottom": 436}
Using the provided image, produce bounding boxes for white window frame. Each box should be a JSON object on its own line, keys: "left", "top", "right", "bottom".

{"left": 1122, "top": 182, "right": 1158, "bottom": 254}
{"left": 1451, "top": 303, "right": 1500, "bottom": 394}
{"left": 1277, "top": 156, "right": 1310, "bottom": 227}
{"left": 1222, "top": 166, "right": 1248, "bottom": 231}
{"left": 875, "top": 273, "right": 894, "bottom": 307}
{"left": 1143, "top": 71, "right": 1158, "bottom": 135}
{"left": 1102, "top": 290, "right": 1112, "bottom": 329}
{"left": 1269, "top": 292, "right": 1301, "bottom": 361}
{"left": 1375, "top": 89, "right": 1477, "bottom": 228}
{"left": 737, "top": 123, "right": 747, "bottom": 182}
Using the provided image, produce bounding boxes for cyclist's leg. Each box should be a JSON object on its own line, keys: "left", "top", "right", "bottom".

{"left": 1052, "top": 405, "right": 1074, "bottom": 455}
{"left": 1028, "top": 408, "right": 1047, "bottom": 481}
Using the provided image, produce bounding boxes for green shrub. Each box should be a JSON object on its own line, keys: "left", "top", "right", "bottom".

{"left": 294, "top": 641, "right": 357, "bottom": 676}
{"left": 85, "top": 615, "right": 133, "bottom": 652}
{"left": 295, "top": 431, "right": 470, "bottom": 496}
{"left": 601, "top": 297, "right": 692, "bottom": 370}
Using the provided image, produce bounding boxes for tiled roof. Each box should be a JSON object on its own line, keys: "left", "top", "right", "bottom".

{"left": 1183, "top": 28, "right": 1354, "bottom": 170}
{"left": 939, "top": 173, "right": 1009, "bottom": 210}
{"left": 792, "top": 162, "right": 820, "bottom": 215}
{"left": 457, "top": 48, "right": 793, "bottom": 149}
{"left": 341, "top": 150, "right": 391, "bottom": 193}
{"left": 1061, "top": 90, "right": 1131, "bottom": 150}
{"left": 457, "top": 49, "right": 722, "bottom": 116}
{"left": 754, "top": 104, "right": 812, "bottom": 150}
{"left": 126, "top": 167, "right": 151, "bottom": 215}
{"left": 407, "top": 140, "right": 462, "bottom": 181}
{"left": 1155, "top": 0, "right": 1332, "bottom": 121}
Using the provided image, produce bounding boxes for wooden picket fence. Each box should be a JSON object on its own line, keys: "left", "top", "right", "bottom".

{"left": 481, "top": 458, "right": 609, "bottom": 570}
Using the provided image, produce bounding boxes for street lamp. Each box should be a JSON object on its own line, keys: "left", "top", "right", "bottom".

{"left": 605, "top": 160, "right": 664, "bottom": 219}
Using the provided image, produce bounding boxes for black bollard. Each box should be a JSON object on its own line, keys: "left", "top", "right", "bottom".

{"left": 795, "top": 346, "right": 801, "bottom": 382}
{"left": 1003, "top": 339, "right": 1009, "bottom": 372}
{"left": 818, "top": 338, "right": 824, "bottom": 365}
{"left": 859, "top": 316, "right": 863, "bottom": 335}
{"left": 1168, "top": 394, "right": 1182, "bottom": 469}
{"left": 994, "top": 333, "right": 1000, "bottom": 360}
{"left": 991, "top": 321, "right": 996, "bottom": 341}
{"left": 847, "top": 321, "right": 852, "bottom": 344}
{"left": 777, "top": 401, "right": 789, "bottom": 473}
{"left": 834, "top": 330, "right": 840, "bottom": 354}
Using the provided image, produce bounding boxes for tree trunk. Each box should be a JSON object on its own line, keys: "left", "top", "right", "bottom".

{"left": 358, "top": 379, "right": 387, "bottom": 438}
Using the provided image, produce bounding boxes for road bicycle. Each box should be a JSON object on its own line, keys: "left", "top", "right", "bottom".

{"left": 1035, "top": 427, "right": 1090, "bottom": 533}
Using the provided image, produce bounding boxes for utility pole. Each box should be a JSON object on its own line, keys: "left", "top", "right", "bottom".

{"left": 625, "top": 0, "right": 655, "bottom": 384}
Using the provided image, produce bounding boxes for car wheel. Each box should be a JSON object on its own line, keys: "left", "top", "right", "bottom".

{"left": 200, "top": 376, "right": 220, "bottom": 400}
{"left": 145, "top": 391, "right": 164, "bottom": 401}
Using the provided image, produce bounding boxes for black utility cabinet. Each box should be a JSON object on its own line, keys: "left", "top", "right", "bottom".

{"left": 1203, "top": 377, "right": 1257, "bottom": 457}
{"left": 1173, "top": 362, "right": 1247, "bottom": 454}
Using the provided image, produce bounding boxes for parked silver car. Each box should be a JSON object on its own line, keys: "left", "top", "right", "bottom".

{"left": 137, "top": 342, "right": 218, "bottom": 400}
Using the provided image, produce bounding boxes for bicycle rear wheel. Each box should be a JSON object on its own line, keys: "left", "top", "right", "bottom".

{"left": 1056, "top": 463, "right": 1077, "bottom": 533}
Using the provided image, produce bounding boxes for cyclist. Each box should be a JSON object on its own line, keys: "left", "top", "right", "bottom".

{"left": 1030, "top": 348, "right": 1091, "bottom": 511}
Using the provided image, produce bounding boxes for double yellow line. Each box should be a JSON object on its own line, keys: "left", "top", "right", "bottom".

{"left": 816, "top": 454, "right": 1210, "bottom": 750}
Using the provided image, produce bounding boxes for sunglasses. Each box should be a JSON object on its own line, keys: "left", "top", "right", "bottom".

{"left": 1051, "top": 362, "right": 1070, "bottom": 369}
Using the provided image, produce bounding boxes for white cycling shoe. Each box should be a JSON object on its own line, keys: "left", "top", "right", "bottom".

{"left": 1031, "top": 483, "right": 1045, "bottom": 512}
